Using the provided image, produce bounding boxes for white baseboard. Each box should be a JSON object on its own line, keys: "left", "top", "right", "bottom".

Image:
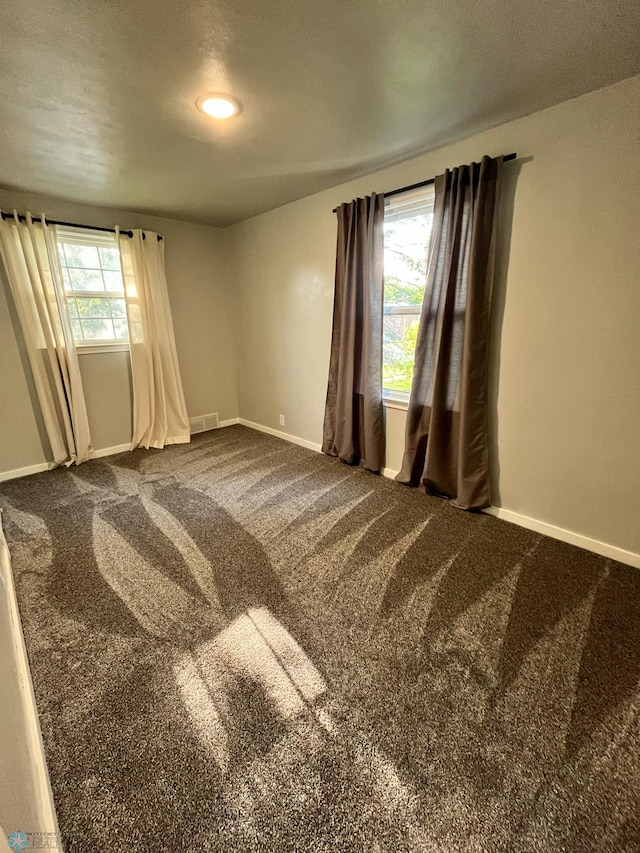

{"left": 0, "top": 444, "right": 132, "bottom": 483}
{"left": 236, "top": 420, "right": 401, "bottom": 481}
{"left": 383, "top": 469, "right": 639, "bottom": 569}
{"left": 0, "top": 514, "right": 60, "bottom": 835}
{"left": 0, "top": 461, "right": 53, "bottom": 483}
{"left": 238, "top": 418, "right": 322, "bottom": 453}
{"left": 3, "top": 420, "right": 638, "bottom": 569}
{"left": 236, "top": 418, "right": 640, "bottom": 570}
{"left": 0, "top": 424, "right": 243, "bottom": 484}
{"left": 483, "top": 506, "right": 640, "bottom": 569}
{"left": 91, "top": 443, "right": 131, "bottom": 459}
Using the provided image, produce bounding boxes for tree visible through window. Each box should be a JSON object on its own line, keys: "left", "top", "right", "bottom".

{"left": 383, "top": 188, "right": 434, "bottom": 398}
{"left": 56, "top": 228, "right": 129, "bottom": 346}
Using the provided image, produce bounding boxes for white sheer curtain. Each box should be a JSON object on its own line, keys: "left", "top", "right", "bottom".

{"left": 0, "top": 212, "right": 92, "bottom": 465}
{"left": 117, "top": 229, "right": 190, "bottom": 450}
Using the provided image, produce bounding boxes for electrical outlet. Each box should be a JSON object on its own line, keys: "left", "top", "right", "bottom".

{"left": 279, "top": 414, "right": 285, "bottom": 427}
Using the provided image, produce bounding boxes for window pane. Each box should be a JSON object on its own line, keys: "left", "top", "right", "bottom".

{"left": 61, "top": 243, "right": 100, "bottom": 269}
{"left": 99, "top": 247, "right": 121, "bottom": 270}
{"left": 103, "top": 270, "right": 124, "bottom": 292}
{"left": 383, "top": 201, "right": 434, "bottom": 395}
{"left": 109, "top": 298, "right": 127, "bottom": 318}
{"left": 70, "top": 319, "right": 83, "bottom": 341}
{"left": 113, "top": 319, "right": 129, "bottom": 340}
{"left": 67, "top": 268, "right": 104, "bottom": 292}
{"left": 56, "top": 235, "right": 129, "bottom": 346}
{"left": 76, "top": 296, "right": 112, "bottom": 318}
{"left": 383, "top": 214, "right": 432, "bottom": 306}
{"left": 81, "top": 319, "right": 115, "bottom": 341}
{"left": 383, "top": 314, "right": 420, "bottom": 393}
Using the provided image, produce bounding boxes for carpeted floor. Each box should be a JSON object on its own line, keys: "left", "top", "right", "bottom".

{"left": 1, "top": 425, "right": 639, "bottom": 852}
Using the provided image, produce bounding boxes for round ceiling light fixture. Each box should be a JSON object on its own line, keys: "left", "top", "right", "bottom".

{"left": 197, "top": 94, "right": 241, "bottom": 119}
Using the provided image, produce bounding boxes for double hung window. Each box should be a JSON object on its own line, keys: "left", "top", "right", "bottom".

{"left": 56, "top": 228, "right": 129, "bottom": 349}
{"left": 382, "top": 187, "right": 434, "bottom": 402}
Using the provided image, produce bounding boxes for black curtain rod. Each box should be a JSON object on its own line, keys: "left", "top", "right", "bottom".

{"left": 0, "top": 210, "right": 163, "bottom": 241}
{"left": 332, "top": 152, "right": 517, "bottom": 213}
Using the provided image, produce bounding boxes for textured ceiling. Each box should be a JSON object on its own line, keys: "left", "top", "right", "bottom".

{"left": 1, "top": 0, "right": 639, "bottom": 226}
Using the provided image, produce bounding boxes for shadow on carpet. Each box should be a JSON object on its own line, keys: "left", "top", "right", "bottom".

{"left": 0, "top": 425, "right": 638, "bottom": 852}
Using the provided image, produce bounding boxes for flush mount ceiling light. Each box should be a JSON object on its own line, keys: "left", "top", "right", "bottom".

{"left": 197, "top": 94, "right": 241, "bottom": 119}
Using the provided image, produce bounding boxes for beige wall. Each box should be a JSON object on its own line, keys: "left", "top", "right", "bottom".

{"left": 226, "top": 74, "right": 640, "bottom": 556}
{"left": 1, "top": 75, "right": 638, "bottom": 556}
{"left": 0, "top": 190, "right": 238, "bottom": 471}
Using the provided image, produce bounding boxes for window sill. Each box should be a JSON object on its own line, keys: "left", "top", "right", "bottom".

{"left": 76, "top": 343, "right": 130, "bottom": 355}
{"left": 383, "top": 395, "right": 409, "bottom": 411}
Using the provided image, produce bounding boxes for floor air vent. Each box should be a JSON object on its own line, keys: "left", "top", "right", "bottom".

{"left": 189, "top": 412, "right": 219, "bottom": 434}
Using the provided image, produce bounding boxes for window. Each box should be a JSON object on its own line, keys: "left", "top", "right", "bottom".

{"left": 383, "top": 187, "right": 434, "bottom": 402}
{"left": 56, "top": 228, "right": 129, "bottom": 348}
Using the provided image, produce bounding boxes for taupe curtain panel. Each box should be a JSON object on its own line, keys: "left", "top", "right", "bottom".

{"left": 397, "top": 155, "right": 503, "bottom": 509}
{"left": 322, "top": 194, "right": 385, "bottom": 473}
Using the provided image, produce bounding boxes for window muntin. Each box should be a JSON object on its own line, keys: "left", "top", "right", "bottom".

{"left": 56, "top": 229, "right": 129, "bottom": 346}
{"left": 383, "top": 188, "right": 434, "bottom": 400}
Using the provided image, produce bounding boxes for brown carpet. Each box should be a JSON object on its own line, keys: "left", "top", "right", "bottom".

{"left": 1, "top": 425, "right": 639, "bottom": 852}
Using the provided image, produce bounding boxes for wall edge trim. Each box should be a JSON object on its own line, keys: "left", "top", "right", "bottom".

{"left": 237, "top": 418, "right": 640, "bottom": 569}
{"left": 91, "top": 443, "right": 131, "bottom": 459}
{"left": 0, "top": 461, "right": 52, "bottom": 483}
{"left": 0, "top": 428, "right": 243, "bottom": 482}
{"left": 3, "top": 422, "right": 637, "bottom": 568}
{"left": 237, "top": 418, "right": 322, "bottom": 452}
{"left": 483, "top": 505, "right": 640, "bottom": 569}
{"left": 0, "top": 514, "right": 60, "bottom": 834}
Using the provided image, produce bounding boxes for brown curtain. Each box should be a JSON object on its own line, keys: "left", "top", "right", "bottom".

{"left": 322, "top": 194, "right": 385, "bottom": 473}
{"left": 397, "top": 156, "right": 503, "bottom": 509}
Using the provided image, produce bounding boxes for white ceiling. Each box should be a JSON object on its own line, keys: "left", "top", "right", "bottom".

{"left": 1, "top": 0, "right": 639, "bottom": 226}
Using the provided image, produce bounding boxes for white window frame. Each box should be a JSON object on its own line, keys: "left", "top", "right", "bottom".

{"left": 383, "top": 305, "right": 422, "bottom": 407}
{"left": 382, "top": 186, "right": 435, "bottom": 407}
{"left": 56, "top": 227, "right": 130, "bottom": 355}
